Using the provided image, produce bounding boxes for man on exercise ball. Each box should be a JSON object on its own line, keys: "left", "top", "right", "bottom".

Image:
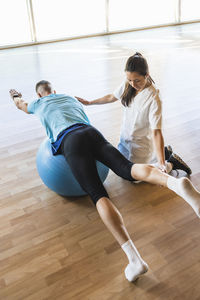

{"left": 9, "top": 81, "right": 200, "bottom": 282}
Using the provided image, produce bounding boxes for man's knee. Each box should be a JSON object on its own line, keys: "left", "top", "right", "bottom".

{"left": 131, "top": 164, "right": 154, "bottom": 180}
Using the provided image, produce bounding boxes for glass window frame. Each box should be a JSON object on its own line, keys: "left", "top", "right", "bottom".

{"left": 0, "top": 0, "right": 199, "bottom": 49}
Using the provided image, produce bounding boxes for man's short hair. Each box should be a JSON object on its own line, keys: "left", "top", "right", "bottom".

{"left": 35, "top": 80, "right": 52, "bottom": 93}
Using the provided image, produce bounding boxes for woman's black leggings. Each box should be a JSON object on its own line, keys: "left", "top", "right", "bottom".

{"left": 60, "top": 125, "right": 134, "bottom": 205}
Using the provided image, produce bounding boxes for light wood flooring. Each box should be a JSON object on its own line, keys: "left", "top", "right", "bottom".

{"left": 0, "top": 23, "right": 200, "bottom": 300}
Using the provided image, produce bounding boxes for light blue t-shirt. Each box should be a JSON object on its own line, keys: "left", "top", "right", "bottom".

{"left": 27, "top": 93, "right": 90, "bottom": 142}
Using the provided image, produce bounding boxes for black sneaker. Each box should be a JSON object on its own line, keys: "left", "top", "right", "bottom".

{"left": 164, "top": 145, "right": 173, "bottom": 160}
{"left": 168, "top": 153, "right": 192, "bottom": 175}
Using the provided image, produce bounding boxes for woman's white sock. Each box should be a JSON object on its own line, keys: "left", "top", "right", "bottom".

{"left": 167, "top": 176, "right": 200, "bottom": 218}
{"left": 121, "top": 240, "right": 148, "bottom": 282}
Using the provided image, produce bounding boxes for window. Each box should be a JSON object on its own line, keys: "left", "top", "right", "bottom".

{"left": 32, "top": 0, "right": 106, "bottom": 41}
{"left": 109, "top": 0, "right": 176, "bottom": 31}
{"left": 181, "top": 0, "right": 200, "bottom": 22}
{"left": 0, "top": 0, "right": 199, "bottom": 47}
{"left": 0, "top": 0, "right": 32, "bottom": 46}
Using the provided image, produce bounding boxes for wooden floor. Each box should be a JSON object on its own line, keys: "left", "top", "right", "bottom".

{"left": 1, "top": 23, "right": 200, "bottom": 299}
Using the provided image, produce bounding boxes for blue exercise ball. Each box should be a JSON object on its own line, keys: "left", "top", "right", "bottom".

{"left": 36, "top": 139, "right": 109, "bottom": 197}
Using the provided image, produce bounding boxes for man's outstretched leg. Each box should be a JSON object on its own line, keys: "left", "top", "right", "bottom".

{"left": 95, "top": 137, "right": 198, "bottom": 218}
{"left": 96, "top": 197, "right": 148, "bottom": 281}
{"left": 61, "top": 134, "right": 149, "bottom": 282}
{"left": 131, "top": 164, "right": 200, "bottom": 218}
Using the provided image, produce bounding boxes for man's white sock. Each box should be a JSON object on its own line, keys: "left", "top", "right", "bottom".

{"left": 167, "top": 176, "right": 200, "bottom": 218}
{"left": 121, "top": 240, "right": 148, "bottom": 282}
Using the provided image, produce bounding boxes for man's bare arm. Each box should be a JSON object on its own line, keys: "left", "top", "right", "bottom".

{"left": 9, "top": 89, "right": 29, "bottom": 114}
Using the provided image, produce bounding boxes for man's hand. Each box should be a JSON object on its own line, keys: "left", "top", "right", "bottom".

{"left": 9, "top": 89, "right": 22, "bottom": 100}
{"left": 9, "top": 89, "right": 29, "bottom": 114}
{"left": 75, "top": 96, "right": 91, "bottom": 105}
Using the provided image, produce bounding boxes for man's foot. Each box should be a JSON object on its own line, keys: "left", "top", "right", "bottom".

{"left": 168, "top": 153, "right": 192, "bottom": 175}
{"left": 167, "top": 177, "right": 200, "bottom": 218}
{"left": 165, "top": 145, "right": 173, "bottom": 160}
{"left": 125, "top": 261, "right": 148, "bottom": 282}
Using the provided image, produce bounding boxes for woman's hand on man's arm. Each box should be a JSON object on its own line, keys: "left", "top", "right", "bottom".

{"left": 75, "top": 96, "right": 91, "bottom": 105}
{"left": 75, "top": 94, "right": 118, "bottom": 105}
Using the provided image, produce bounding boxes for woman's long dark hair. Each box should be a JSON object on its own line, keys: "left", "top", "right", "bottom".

{"left": 121, "top": 52, "right": 154, "bottom": 107}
